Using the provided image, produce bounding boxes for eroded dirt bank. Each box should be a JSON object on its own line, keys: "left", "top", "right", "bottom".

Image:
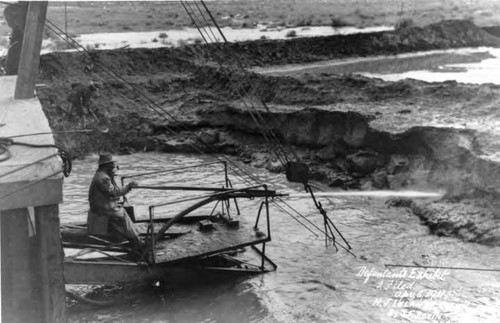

{"left": 33, "top": 20, "right": 500, "bottom": 245}
{"left": 182, "top": 20, "right": 500, "bottom": 66}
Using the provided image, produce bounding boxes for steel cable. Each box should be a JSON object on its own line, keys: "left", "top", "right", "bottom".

{"left": 43, "top": 18, "right": 331, "bottom": 240}
{"left": 193, "top": 0, "right": 298, "bottom": 162}
{"left": 180, "top": 3, "right": 352, "bottom": 252}
{"left": 181, "top": 0, "right": 292, "bottom": 167}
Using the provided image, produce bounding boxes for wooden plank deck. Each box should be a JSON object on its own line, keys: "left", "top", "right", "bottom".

{"left": 63, "top": 213, "right": 269, "bottom": 265}
{"left": 62, "top": 212, "right": 274, "bottom": 284}
{"left": 136, "top": 215, "right": 268, "bottom": 264}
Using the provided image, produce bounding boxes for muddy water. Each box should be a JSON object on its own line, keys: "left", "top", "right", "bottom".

{"left": 2, "top": 25, "right": 392, "bottom": 56}
{"left": 362, "top": 47, "right": 500, "bottom": 85}
{"left": 58, "top": 25, "right": 392, "bottom": 52}
{"left": 62, "top": 152, "right": 500, "bottom": 323}
{"left": 254, "top": 47, "right": 500, "bottom": 85}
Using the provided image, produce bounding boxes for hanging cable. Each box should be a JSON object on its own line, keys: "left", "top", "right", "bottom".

{"left": 192, "top": 0, "right": 296, "bottom": 162}
{"left": 44, "top": 19, "right": 288, "bottom": 212}
{"left": 180, "top": 1, "right": 293, "bottom": 167}
{"left": 181, "top": 1, "right": 354, "bottom": 254}
{"left": 177, "top": 3, "right": 291, "bottom": 167}
{"left": 172, "top": 6, "right": 335, "bottom": 242}
{"left": 45, "top": 23, "right": 316, "bottom": 243}
{"left": 44, "top": 19, "right": 271, "bottom": 186}
{"left": 43, "top": 18, "right": 334, "bottom": 241}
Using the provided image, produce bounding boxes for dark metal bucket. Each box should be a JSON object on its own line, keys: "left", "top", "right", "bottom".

{"left": 285, "top": 162, "right": 309, "bottom": 184}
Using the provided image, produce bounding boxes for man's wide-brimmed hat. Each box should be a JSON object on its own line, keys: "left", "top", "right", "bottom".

{"left": 98, "top": 153, "right": 116, "bottom": 165}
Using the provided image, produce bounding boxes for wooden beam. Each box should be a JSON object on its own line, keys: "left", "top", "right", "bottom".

{"left": 63, "top": 261, "right": 174, "bottom": 285}
{"left": 34, "top": 205, "right": 66, "bottom": 323}
{"left": 1, "top": 206, "right": 66, "bottom": 323}
{"left": 0, "top": 179, "right": 63, "bottom": 211}
{"left": 14, "top": 1, "right": 48, "bottom": 100}
{"left": 0, "top": 208, "right": 38, "bottom": 323}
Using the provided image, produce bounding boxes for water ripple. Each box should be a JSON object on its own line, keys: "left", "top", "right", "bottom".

{"left": 65, "top": 152, "right": 500, "bottom": 323}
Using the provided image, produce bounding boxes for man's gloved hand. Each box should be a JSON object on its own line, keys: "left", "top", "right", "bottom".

{"left": 128, "top": 181, "right": 139, "bottom": 189}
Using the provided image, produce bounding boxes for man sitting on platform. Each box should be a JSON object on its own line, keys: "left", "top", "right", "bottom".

{"left": 87, "top": 153, "right": 142, "bottom": 248}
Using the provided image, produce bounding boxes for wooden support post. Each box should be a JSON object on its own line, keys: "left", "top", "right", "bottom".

{"left": 0, "top": 208, "right": 39, "bottom": 323}
{"left": 34, "top": 204, "right": 66, "bottom": 323}
{"left": 1, "top": 206, "right": 66, "bottom": 323}
{"left": 14, "top": 1, "right": 48, "bottom": 100}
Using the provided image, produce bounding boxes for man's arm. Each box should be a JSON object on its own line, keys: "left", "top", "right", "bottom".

{"left": 97, "top": 174, "right": 132, "bottom": 198}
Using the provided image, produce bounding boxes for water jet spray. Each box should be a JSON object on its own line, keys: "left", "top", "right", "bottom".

{"left": 286, "top": 190, "right": 445, "bottom": 199}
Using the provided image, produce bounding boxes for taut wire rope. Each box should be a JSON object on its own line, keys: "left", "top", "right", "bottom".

{"left": 181, "top": 0, "right": 294, "bottom": 167}
{"left": 43, "top": 19, "right": 331, "bottom": 240}
{"left": 46, "top": 18, "right": 338, "bottom": 245}
{"left": 181, "top": 0, "right": 352, "bottom": 252}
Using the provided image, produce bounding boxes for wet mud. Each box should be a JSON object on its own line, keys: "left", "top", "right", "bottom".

{"left": 32, "top": 20, "right": 500, "bottom": 245}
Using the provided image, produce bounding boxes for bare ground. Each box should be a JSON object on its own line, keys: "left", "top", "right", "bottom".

{"left": 3, "top": 0, "right": 500, "bottom": 35}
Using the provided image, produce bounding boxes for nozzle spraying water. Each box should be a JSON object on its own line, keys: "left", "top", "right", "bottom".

{"left": 287, "top": 190, "right": 445, "bottom": 199}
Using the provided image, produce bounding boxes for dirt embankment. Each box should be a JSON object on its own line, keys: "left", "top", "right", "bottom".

{"left": 387, "top": 197, "right": 500, "bottom": 246}
{"left": 181, "top": 20, "right": 500, "bottom": 66}
{"left": 33, "top": 20, "right": 500, "bottom": 246}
